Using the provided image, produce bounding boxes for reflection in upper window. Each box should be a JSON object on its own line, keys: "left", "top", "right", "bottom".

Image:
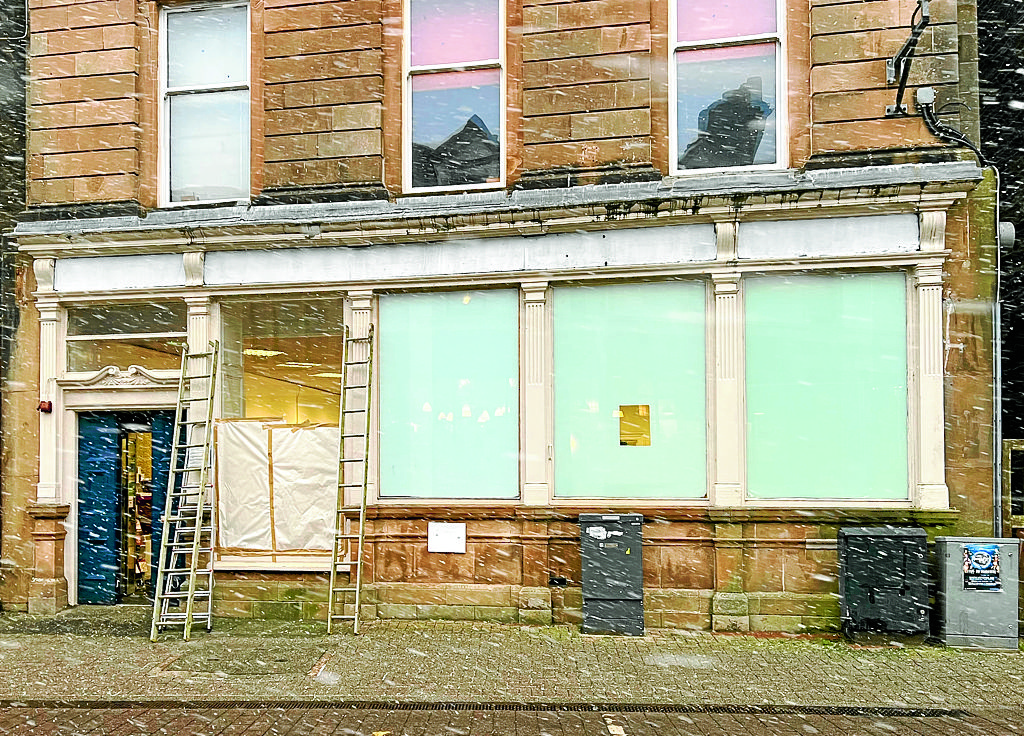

{"left": 673, "top": 0, "right": 780, "bottom": 172}
{"left": 411, "top": 70, "right": 501, "bottom": 188}
{"left": 676, "top": 44, "right": 776, "bottom": 169}
{"left": 406, "top": 0, "right": 503, "bottom": 189}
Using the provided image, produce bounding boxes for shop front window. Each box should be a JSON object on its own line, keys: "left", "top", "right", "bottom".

{"left": 66, "top": 302, "right": 187, "bottom": 372}
{"left": 220, "top": 299, "right": 345, "bottom": 425}
{"left": 553, "top": 281, "right": 707, "bottom": 499}
{"left": 378, "top": 289, "right": 519, "bottom": 498}
{"left": 744, "top": 272, "right": 909, "bottom": 500}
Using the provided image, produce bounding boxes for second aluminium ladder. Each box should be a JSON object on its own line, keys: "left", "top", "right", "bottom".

{"left": 328, "top": 325, "right": 374, "bottom": 634}
{"left": 150, "top": 341, "right": 219, "bottom": 641}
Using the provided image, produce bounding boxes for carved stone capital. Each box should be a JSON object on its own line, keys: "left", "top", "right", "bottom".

{"left": 521, "top": 281, "right": 548, "bottom": 302}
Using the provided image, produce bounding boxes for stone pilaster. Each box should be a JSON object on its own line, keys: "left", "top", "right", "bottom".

{"left": 35, "top": 285, "right": 61, "bottom": 503}
{"left": 711, "top": 272, "right": 744, "bottom": 506}
{"left": 521, "top": 281, "right": 550, "bottom": 505}
{"left": 27, "top": 503, "right": 70, "bottom": 615}
{"left": 915, "top": 263, "right": 949, "bottom": 508}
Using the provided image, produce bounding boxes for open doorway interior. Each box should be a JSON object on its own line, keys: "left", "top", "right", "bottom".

{"left": 119, "top": 427, "right": 154, "bottom": 601}
{"left": 77, "top": 411, "right": 172, "bottom": 605}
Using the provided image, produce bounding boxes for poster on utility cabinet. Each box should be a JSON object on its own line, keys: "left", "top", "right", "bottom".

{"left": 962, "top": 544, "right": 1002, "bottom": 592}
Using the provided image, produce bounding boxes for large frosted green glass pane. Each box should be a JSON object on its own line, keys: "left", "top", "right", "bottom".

{"left": 379, "top": 290, "right": 518, "bottom": 498}
{"left": 553, "top": 282, "right": 707, "bottom": 498}
{"left": 745, "top": 272, "right": 908, "bottom": 500}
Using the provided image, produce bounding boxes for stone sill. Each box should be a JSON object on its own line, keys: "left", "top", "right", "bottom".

{"left": 364, "top": 505, "right": 961, "bottom": 526}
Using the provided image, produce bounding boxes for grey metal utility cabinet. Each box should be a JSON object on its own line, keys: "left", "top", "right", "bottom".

{"left": 837, "top": 527, "right": 930, "bottom": 637}
{"left": 935, "top": 536, "right": 1020, "bottom": 649}
{"left": 579, "top": 513, "right": 643, "bottom": 635}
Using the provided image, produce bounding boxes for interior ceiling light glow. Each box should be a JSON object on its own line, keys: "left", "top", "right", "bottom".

{"left": 312, "top": 372, "right": 345, "bottom": 379}
{"left": 242, "top": 348, "right": 285, "bottom": 357}
{"left": 279, "top": 362, "right": 318, "bottom": 368}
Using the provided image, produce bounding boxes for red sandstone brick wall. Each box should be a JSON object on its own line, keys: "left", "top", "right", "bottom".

{"left": 521, "top": 0, "right": 652, "bottom": 171}
{"left": 25, "top": 0, "right": 973, "bottom": 205}
{"left": 809, "top": 0, "right": 963, "bottom": 153}
{"left": 28, "top": 0, "right": 140, "bottom": 205}
{"left": 263, "top": 0, "right": 384, "bottom": 189}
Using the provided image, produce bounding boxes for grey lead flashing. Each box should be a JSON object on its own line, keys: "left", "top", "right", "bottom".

{"left": 14, "top": 161, "right": 984, "bottom": 238}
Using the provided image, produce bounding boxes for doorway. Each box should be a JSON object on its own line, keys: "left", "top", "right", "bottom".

{"left": 77, "top": 411, "right": 174, "bottom": 605}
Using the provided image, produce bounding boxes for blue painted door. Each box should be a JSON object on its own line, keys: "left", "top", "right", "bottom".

{"left": 77, "top": 411, "right": 175, "bottom": 604}
{"left": 77, "top": 413, "right": 121, "bottom": 604}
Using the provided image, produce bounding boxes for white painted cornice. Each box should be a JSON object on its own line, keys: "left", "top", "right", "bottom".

{"left": 12, "top": 162, "right": 981, "bottom": 259}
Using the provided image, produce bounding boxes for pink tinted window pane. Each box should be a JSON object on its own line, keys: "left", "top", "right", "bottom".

{"left": 411, "top": 0, "right": 500, "bottom": 66}
{"left": 677, "top": 0, "right": 775, "bottom": 43}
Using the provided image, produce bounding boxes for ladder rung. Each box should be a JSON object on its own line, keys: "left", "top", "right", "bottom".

{"left": 338, "top": 458, "right": 365, "bottom": 464}
{"left": 343, "top": 384, "right": 369, "bottom": 390}
{"left": 338, "top": 507, "right": 363, "bottom": 513}
{"left": 338, "top": 483, "right": 364, "bottom": 489}
{"left": 179, "top": 396, "right": 212, "bottom": 402}
{"left": 155, "top": 615, "right": 212, "bottom": 625}
{"left": 342, "top": 408, "right": 367, "bottom": 414}
{"left": 344, "top": 360, "right": 370, "bottom": 366}
{"left": 339, "top": 434, "right": 366, "bottom": 440}
{"left": 335, "top": 533, "right": 361, "bottom": 540}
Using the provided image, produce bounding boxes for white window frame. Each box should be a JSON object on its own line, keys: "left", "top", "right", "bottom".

{"left": 158, "top": 2, "right": 251, "bottom": 207}
{"left": 402, "top": 0, "right": 506, "bottom": 193}
{"left": 668, "top": 1, "right": 787, "bottom": 176}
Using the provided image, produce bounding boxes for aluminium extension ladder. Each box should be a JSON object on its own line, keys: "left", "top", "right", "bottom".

{"left": 150, "top": 341, "right": 219, "bottom": 641}
{"left": 328, "top": 325, "right": 374, "bottom": 634}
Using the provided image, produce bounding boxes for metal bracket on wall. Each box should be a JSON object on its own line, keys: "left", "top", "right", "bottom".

{"left": 886, "top": 0, "right": 930, "bottom": 117}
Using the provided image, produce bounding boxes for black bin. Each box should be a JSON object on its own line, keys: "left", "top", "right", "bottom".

{"left": 837, "top": 526, "right": 929, "bottom": 637}
{"left": 579, "top": 513, "right": 643, "bottom": 635}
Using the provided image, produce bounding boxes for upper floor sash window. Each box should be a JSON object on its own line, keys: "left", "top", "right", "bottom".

{"left": 671, "top": 0, "right": 783, "bottom": 173}
{"left": 405, "top": 0, "right": 505, "bottom": 191}
{"left": 161, "top": 3, "right": 251, "bottom": 205}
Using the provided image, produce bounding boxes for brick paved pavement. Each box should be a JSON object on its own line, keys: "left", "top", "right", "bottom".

{"left": 0, "top": 607, "right": 1021, "bottom": 733}
{"left": 0, "top": 705, "right": 1020, "bottom": 735}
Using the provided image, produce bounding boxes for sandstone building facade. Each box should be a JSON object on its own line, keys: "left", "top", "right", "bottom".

{"left": 1, "top": 0, "right": 1002, "bottom": 632}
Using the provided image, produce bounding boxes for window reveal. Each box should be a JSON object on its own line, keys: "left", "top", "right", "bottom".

{"left": 407, "top": 0, "right": 503, "bottom": 189}
{"left": 673, "top": 0, "right": 780, "bottom": 171}
{"left": 619, "top": 405, "right": 651, "bottom": 447}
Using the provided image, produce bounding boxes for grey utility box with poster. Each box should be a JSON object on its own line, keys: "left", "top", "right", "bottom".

{"left": 579, "top": 514, "right": 643, "bottom": 636}
{"left": 837, "top": 527, "right": 930, "bottom": 637}
{"left": 935, "top": 536, "right": 1020, "bottom": 649}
